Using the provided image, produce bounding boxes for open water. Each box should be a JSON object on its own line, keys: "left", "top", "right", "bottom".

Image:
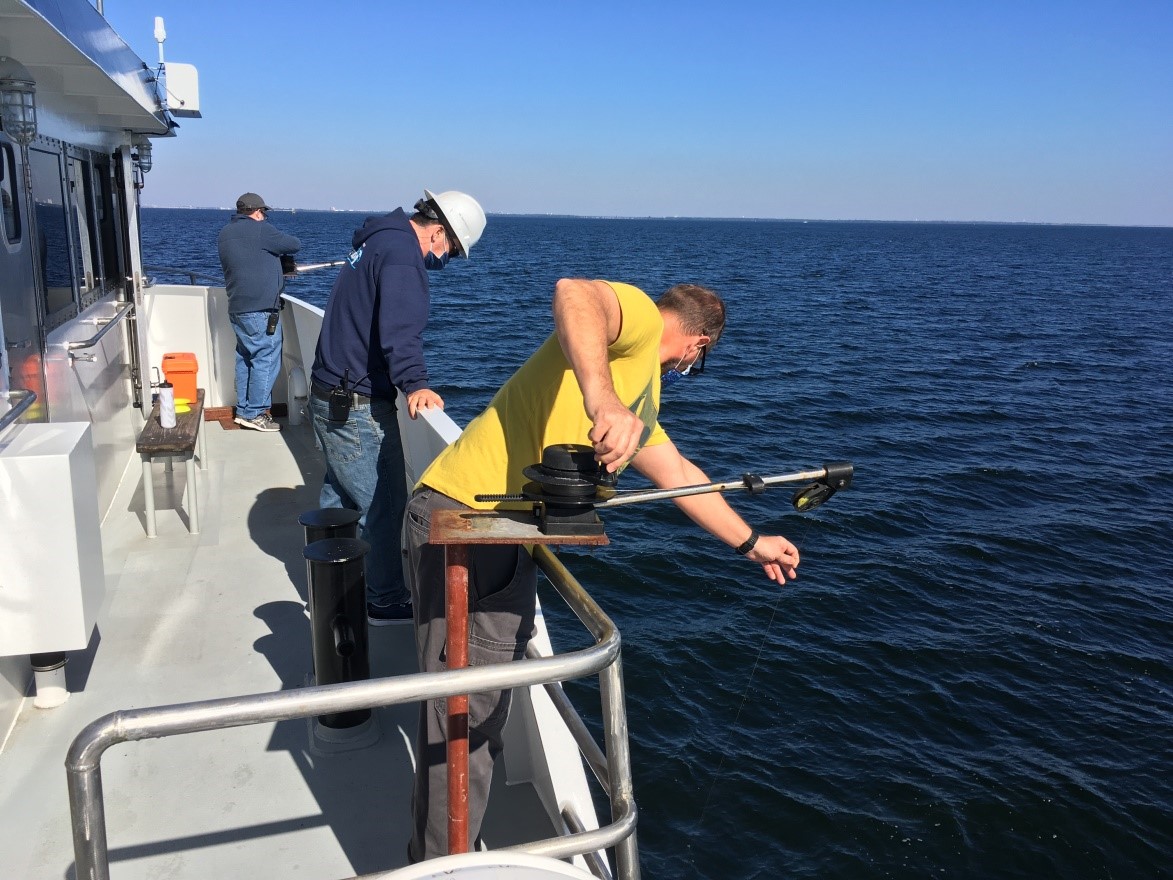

{"left": 142, "top": 209, "right": 1173, "bottom": 878}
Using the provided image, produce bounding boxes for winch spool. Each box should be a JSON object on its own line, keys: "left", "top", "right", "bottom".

{"left": 518, "top": 444, "right": 607, "bottom": 535}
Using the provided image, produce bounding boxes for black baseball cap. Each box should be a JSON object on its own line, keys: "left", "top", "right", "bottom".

{"left": 236, "top": 192, "right": 270, "bottom": 213}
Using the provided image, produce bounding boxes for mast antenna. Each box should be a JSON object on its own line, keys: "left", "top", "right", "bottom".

{"left": 153, "top": 17, "right": 166, "bottom": 66}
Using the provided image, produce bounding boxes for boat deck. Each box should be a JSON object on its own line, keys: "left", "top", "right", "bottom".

{"left": 0, "top": 416, "right": 551, "bottom": 879}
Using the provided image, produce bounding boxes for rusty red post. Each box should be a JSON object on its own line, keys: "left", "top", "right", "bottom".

{"left": 428, "top": 508, "right": 607, "bottom": 858}
{"left": 445, "top": 543, "right": 470, "bottom": 855}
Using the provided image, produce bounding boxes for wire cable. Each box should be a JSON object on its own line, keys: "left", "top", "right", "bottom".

{"left": 688, "top": 517, "right": 815, "bottom": 867}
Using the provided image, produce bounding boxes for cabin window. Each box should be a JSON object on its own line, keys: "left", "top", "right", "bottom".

{"left": 94, "top": 158, "right": 125, "bottom": 289}
{"left": 69, "top": 156, "right": 100, "bottom": 304}
{"left": 0, "top": 143, "right": 19, "bottom": 244}
{"left": 29, "top": 147, "right": 77, "bottom": 324}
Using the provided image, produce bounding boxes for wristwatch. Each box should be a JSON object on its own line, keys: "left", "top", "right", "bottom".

{"left": 735, "top": 529, "right": 760, "bottom": 556}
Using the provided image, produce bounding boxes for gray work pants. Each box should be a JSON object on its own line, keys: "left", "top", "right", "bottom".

{"left": 405, "top": 487, "right": 537, "bottom": 861}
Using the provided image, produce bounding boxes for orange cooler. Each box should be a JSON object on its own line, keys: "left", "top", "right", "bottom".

{"left": 162, "top": 352, "right": 198, "bottom": 403}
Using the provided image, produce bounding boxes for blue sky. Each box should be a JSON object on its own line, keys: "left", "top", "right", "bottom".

{"left": 105, "top": 1, "right": 1172, "bottom": 225}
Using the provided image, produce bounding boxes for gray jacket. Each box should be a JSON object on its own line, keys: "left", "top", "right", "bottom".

{"left": 216, "top": 213, "right": 301, "bottom": 314}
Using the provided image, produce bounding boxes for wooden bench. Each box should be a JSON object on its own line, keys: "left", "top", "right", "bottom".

{"left": 136, "top": 389, "right": 207, "bottom": 537}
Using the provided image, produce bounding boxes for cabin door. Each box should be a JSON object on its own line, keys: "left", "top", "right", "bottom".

{"left": 0, "top": 137, "right": 46, "bottom": 418}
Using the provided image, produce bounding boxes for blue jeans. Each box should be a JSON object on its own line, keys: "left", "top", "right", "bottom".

{"left": 309, "top": 393, "right": 409, "bottom": 606}
{"left": 230, "top": 311, "right": 282, "bottom": 420}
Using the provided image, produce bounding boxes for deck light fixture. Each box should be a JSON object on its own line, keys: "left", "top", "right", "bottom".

{"left": 0, "top": 56, "right": 37, "bottom": 146}
{"left": 134, "top": 136, "right": 153, "bottom": 173}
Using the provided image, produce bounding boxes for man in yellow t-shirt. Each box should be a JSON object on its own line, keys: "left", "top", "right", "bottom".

{"left": 405, "top": 278, "right": 802, "bottom": 862}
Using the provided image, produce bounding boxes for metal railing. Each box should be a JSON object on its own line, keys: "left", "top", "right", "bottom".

{"left": 563, "top": 805, "right": 616, "bottom": 879}
{"left": 66, "top": 543, "right": 639, "bottom": 880}
{"left": 530, "top": 642, "right": 610, "bottom": 788}
{"left": 60, "top": 301, "right": 135, "bottom": 362}
{"left": 0, "top": 389, "right": 38, "bottom": 435}
{"left": 143, "top": 265, "right": 225, "bottom": 286}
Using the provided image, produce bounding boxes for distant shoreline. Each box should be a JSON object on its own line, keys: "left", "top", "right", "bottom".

{"left": 138, "top": 207, "right": 1171, "bottom": 230}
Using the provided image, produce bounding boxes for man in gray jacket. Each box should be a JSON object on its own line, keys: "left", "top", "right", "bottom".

{"left": 217, "top": 192, "right": 301, "bottom": 431}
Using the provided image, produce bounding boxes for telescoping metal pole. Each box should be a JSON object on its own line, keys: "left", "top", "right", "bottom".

{"left": 594, "top": 464, "right": 851, "bottom": 508}
{"left": 291, "top": 259, "right": 348, "bottom": 273}
{"left": 478, "top": 462, "right": 853, "bottom": 514}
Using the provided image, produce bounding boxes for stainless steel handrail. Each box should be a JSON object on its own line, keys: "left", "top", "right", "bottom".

{"left": 563, "top": 805, "right": 615, "bottom": 880}
{"left": 61, "top": 301, "right": 135, "bottom": 356}
{"left": 529, "top": 545, "right": 639, "bottom": 877}
{"left": 143, "top": 264, "right": 225, "bottom": 286}
{"left": 66, "top": 543, "right": 639, "bottom": 880}
{"left": 0, "top": 390, "right": 37, "bottom": 434}
{"left": 528, "top": 643, "right": 610, "bottom": 788}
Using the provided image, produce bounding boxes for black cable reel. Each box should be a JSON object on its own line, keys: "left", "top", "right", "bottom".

{"left": 477, "top": 444, "right": 610, "bottom": 535}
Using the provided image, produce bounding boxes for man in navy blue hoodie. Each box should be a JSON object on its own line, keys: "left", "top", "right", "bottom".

{"left": 217, "top": 192, "right": 301, "bottom": 432}
{"left": 309, "top": 189, "right": 486, "bottom": 624}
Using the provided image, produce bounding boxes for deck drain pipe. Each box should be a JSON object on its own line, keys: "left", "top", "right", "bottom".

{"left": 298, "top": 506, "right": 361, "bottom": 545}
{"left": 30, "top": 652, "right": 69, "bottom": 708}
{"left": 302, "top": 518, "right": 373, "bottom": 731}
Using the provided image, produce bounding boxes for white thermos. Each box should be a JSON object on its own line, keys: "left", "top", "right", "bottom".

{"left": 158, "top": 380, "right": 177, "bottom": 428}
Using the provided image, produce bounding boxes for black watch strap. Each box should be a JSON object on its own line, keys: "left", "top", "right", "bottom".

{"left": 735, "top": 529, "right": 760, "bottom": 556}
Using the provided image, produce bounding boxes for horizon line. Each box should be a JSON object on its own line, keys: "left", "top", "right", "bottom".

{"left": 139, "top": 206, "right": 1172, "bottom": 230}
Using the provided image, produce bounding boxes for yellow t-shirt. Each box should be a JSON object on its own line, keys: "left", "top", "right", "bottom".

{"left": 420, "top": 281, "right": 670, "bottom": 508}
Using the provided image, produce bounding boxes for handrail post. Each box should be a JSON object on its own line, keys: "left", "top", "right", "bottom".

{"left": 68, "top": 763, "right": 110, "bottom": 880}
{"left": 602, "top": 655, "right": 640, "bottom": 880}
{"left": 66, "top": 718, "right": 120, "bottom": 880}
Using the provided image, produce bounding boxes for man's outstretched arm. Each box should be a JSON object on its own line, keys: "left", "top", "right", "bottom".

{"left": 631, "top": 440, "right": 800, "bottom": 583}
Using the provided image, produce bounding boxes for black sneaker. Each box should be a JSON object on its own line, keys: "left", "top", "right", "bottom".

{"left": 234, "top": 413, "right": 281, "bottom": 432}
{"left": 367, "top": 600, "right": 413, "bottom": 626}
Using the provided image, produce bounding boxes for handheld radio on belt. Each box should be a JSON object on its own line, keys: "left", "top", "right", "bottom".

{"left": 327, "top": 369, "right": 373, "bottom": 422}
{"left": 266, "top": 256, "right": 301, "bottom": 335}
{"left": 330, "top": 370, "right": 354, "bottom": 422}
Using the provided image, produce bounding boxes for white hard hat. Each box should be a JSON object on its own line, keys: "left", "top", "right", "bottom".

{"left": 422, "top": 189, "right": 486, "bottom": 257}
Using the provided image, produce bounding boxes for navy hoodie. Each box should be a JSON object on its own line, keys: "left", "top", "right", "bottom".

{"left": 311, "top": 209, "right": 430, "bottom": 399}
{"left": 216, "top": 213, "right": 301, "bottom": 313}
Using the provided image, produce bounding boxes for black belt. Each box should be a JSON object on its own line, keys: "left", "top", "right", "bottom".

{"left": 311, "top": 381, "right": 379, "bottom": 407}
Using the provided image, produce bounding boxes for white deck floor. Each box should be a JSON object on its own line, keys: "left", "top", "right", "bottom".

{"left": 0, "top": 417, "right": 427, "bottom": 879}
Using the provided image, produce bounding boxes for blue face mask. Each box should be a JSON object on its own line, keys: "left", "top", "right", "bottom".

{"left": 424, "top": 249, "right": 449, "bottom": 271}
{"left": 661, "top": 364, "right": 691, "bottom": 389}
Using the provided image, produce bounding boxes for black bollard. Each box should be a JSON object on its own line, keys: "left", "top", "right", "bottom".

{"left": 298, "top": 507, "right": 362, "bottom": 545}
{"left": 304, "top": 536, "right": 372, "bottom": 729}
